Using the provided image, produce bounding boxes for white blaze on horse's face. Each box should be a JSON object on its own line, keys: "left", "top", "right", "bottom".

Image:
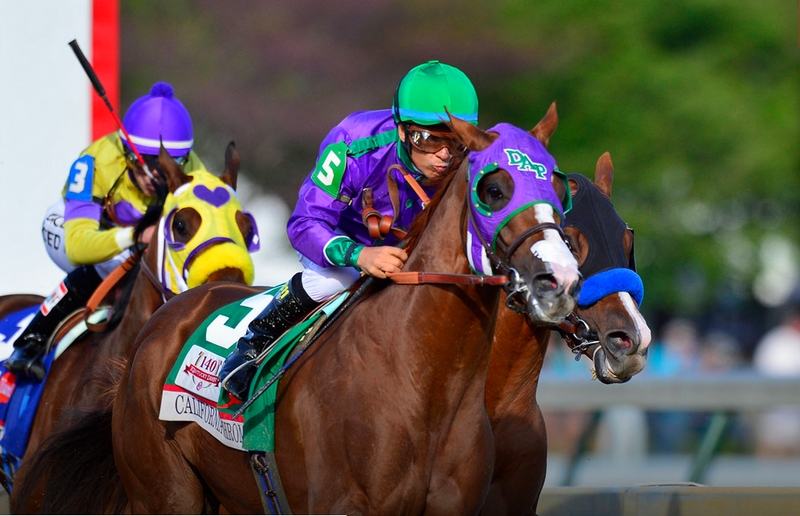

{"left": 620, "top": 291, "right": 652, "bottom": 352}
{"left": 529, "top": 204, "right": 580, "bottom": 286}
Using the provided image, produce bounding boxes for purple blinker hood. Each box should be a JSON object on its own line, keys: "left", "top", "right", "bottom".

{"left": 466, "top": 123, "right": 566, "bottom": 275}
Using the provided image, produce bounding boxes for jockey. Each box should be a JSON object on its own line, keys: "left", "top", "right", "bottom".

{"left": 220, "top": 60, "right": 479, "bottom": 399}
{"left": 5, "top": 82, "right": 206, "bottom": 382}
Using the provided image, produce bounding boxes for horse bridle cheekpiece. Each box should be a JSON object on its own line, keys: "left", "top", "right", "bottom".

{"left": 158, "top": 170, "right": 259, "bottom": 295}
{"left": 464, "top": 123, "right": 570, "bottom": 312}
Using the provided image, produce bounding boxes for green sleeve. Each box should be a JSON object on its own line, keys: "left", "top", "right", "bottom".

{"left": 324, "top": 236, "right": 364, "bottom": 268}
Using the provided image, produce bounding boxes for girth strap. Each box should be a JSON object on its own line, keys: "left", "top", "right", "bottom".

{"left": 250, "top": 451, "right": 292, "bottom": 515}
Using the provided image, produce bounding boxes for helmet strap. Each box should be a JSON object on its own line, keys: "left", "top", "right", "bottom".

{"left": 392, "top": 84, "right": 402, "bottom": 123}
{"left": 397, "top": 125, "right": 421, "bottom": 176}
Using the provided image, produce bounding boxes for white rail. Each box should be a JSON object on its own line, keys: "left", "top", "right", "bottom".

{"left": 537, "top": 369, "right": 800, "bottom": 486}
{"left": 537, "top": 370, "right": 800, "bottom": 411}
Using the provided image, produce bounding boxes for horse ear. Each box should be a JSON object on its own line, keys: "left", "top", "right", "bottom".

{"left": 444, "top": 108, "right": 497, "bottom": 152}
{"left": 529, "top": 102, "right": 558, "bottom": 147}
{"left": 159, "top": 145, "right": 192, "bottom": 193}
{"left": 220, "top": 141, "right": 240, "bottom": 191}
{"left": 569, "top": 177, "right": 579, "bottom": 198}
{"left": 594, "top": 152, "right": 614, "bottom": 198}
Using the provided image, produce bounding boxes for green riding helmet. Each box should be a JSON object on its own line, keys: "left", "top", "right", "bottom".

{"left": 392, "top": 60, "right": 479, "bottom": 127}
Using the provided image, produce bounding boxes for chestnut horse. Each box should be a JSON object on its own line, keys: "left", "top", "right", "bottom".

{"left": 481, "top": 152, "right": 651, "bottom": 516}
{"left": 10, "top": 143, "right": 256, "bottom": 512}
{"left": 19, "top": 114, "right": 647, "bottom": 516}
{"left": 0, "top": 296, "right": 44, "bottom": 322}
{"left": 107, "top": 112, "right": 581, "bottom": 514}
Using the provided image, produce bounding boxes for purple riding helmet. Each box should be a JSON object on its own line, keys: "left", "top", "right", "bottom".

{"left": 120, "top": 82, "right": 194, "bottom": 158}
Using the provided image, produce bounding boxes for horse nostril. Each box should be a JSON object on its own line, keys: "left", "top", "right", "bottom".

{"left": 606, "top": 331, "right": 635, "bottom": 355}
{"left": 532, "top": 273, "right": 558, "bottom": 292}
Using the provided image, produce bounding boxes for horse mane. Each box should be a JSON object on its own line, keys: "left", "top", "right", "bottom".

{"left": 104, "top": 261, "right": 140, "bottom": 331}
{"left": 402, "top": 162, "right": 462, "bottom": 256}
{"left": 132, "top": 181, "right": 167, "bottom": 243}
{"left": 106, "top": 183, "right": 165, "bottom": 330}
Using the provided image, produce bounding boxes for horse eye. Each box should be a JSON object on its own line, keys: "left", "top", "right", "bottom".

{"left": 487, "top": 185, "right": 503, "bottom": 201}
{"left": 174, "top": 219, "right": 188, "bottom": 238}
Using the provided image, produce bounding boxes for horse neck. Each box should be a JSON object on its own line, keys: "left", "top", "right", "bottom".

{"left": 404, "top": 168, "right": 472, "bottom": 276}
{"left": 110, "top": 245, "right": 165, "bottom": 359}
{"left": 485, "top": 307, "right": 551, "bottom": 420}
{"left": 396, "top": 167, "right": 504, "bottom": 377}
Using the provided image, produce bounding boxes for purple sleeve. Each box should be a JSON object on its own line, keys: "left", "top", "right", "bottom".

{"left": 286, "top": 126, "right": 361, "bottom": 267}
{"left": 64, "top": 198, "right": 102, "bottom": 222}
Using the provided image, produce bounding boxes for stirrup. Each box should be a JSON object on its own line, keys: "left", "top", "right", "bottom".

{"left": 220, "top": 356, "right": 258, "bottom": 392}
{"left": 6, "top": 357, "right": 46, "bottom": 382}
{"left": 27, "top": 361, "right": 46, "bottom": 382}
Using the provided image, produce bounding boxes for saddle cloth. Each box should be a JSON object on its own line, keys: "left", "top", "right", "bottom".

{"left": 0, "top": 305, "right": 108, "bottom": 481}
{"left": 160, "top": 284, "right": 347, "bottom": 452}
{"left": 0, "top": 305, "right": 44, "bottom": 461}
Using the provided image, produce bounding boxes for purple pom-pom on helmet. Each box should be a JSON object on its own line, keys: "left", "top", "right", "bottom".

{"left": 120, "top": 82, "right": 194, "bottom": 157}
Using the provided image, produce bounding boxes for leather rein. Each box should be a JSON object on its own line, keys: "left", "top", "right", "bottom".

{"left": 82, "top": 244, "right": 173, "bottom": 332}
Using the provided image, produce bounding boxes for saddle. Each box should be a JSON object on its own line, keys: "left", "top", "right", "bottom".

{"left": 159, "top": 285, "right": 348, "bottom": 450}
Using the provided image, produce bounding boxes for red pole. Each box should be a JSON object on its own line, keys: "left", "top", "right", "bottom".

{"left": 90, "top": 0, "right": 119, "bottom": 140}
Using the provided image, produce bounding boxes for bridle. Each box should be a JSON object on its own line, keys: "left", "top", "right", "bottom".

{"left": 388, "top": 168, "right": 569, "bottom": 315}
{"left": 493, "top": 220, "right": 567, "bottom": 313}
{"left": 556, "top": 312, "right": 601, "bottom": 361}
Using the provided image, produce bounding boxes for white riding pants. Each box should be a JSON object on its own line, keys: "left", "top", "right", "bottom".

{"left": 297, "top": 252, "right": 361, "bottom": 303}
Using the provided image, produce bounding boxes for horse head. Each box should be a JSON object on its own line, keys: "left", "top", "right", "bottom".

{"left": 562, "top": 152, "right": 651, "bottom": 383}
{"left": 151, "top": 142, "right": 258, "bottom": 293}
{"left": 447, "top": 104, "right": 582, "bottom": 325}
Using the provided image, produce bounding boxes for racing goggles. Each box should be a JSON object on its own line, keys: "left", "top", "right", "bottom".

{"left": 126, "top": 150, "right": 188, "bottom": 171}
{"left": 405, "top": 124, "right": 467, "bottom": 156}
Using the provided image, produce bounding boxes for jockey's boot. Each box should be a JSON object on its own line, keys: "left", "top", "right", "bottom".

{"left": 220, "top": 272, "right": 319, "bottom": 400}
{"left": 4, "top": 265, "right": 102, "bottom": 382}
